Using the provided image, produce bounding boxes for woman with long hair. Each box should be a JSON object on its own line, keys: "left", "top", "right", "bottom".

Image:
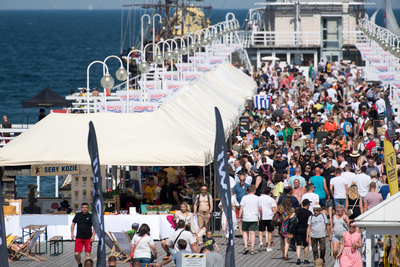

{"left": 282, "top": 122, "right": 294, "bottom": 142}
{"left": 130, "top": 224, "right": 157, "bottom": 267}
{"left": 357, "top": 149, "right": 368, "bottom": 168}
{"left": 353, "top": 135, "right": 365, "bottom": 154}
{"left": 330, "top": 205, "right": 349, "bottom": 258}
{"left": 273, "top": 173, "right": 284, "bottom": 199}
{"left": 174, "top": 202, "right": 197, "bottom": 233}
{"left": 345, "top": 185, "right": 363, "bottom": 220}
{"left": 279, "top": 196, "right": 295, "bottom": 260}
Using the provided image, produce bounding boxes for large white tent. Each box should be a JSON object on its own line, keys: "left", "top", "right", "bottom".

{"left": 0, "top": 62, "right": 256, "bottom": 167}
{"left": 354, "top": 191, "right": 400, "bottom": 267}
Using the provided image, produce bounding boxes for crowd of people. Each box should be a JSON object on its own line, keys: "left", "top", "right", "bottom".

{"left": 223, "top": 58, "right": 399, "bottom": 266}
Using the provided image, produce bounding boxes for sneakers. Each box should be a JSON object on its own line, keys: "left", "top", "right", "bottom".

{"left": 267, "top": 247, "right": 273, "bottom": 252}
{"left": 297, "top": 259, "right": 301, "bottom": 265}
{"left": 243, "top": 247, "right": 249, "bottom": 254}
{"left": 283, "top": 256, "right": 289, "bottom": 261}
{"left": 258, "top": 243, "right": 263, "bottom": 252}
{"left": 304, "top": 259, "right": 310, "bottom": 264}
{"left": 250, "top": 250, "right": 255, "bottom": 255}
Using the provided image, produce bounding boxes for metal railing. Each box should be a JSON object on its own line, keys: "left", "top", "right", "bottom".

{"left": 0, "top": 124, "right": 34, "bottom": 147}
{"left": 237, "top": 30, "right": 363, "bottom": 48}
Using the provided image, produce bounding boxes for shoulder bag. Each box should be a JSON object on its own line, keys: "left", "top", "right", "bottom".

{"left": 272, "top": 211, "right": 283, "bottom": 227}
{"left": 345, "top": 196, "right": 358, "bottom": 217}
{"left": 130, "top": 235, "right": 146, "bottom": 260}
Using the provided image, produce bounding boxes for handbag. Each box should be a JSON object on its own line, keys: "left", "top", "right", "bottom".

{"left": 345, "top": 196, "right": 358, "bottom": 217}
{"left": 130, "top": 235, "right": 146, "bottom": 260}
{"left": 272, "top": 211, "right": 283, "bottom": 227}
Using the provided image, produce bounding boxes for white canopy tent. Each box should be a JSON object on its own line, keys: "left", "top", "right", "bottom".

{"left": 0, "top": 62, "right": 256, "bottom": 167}
{"left": 354, "top": 191, "right": 400, "bottom": 267}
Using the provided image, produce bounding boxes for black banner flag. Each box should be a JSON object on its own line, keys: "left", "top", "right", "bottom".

{"left": 0, "top": 181, "right": 9, "bottom": 267}
{"left": 214, "top": 107, "right": 235, "bottom": 267}
{"left": 87, "top": 121, "right": 106, "bottom": 267}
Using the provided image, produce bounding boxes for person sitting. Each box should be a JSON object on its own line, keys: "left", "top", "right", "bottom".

{"left": 156, "top": 239, "right": 192, "bottom": 267}
{"left": 91, "top": 87, "right": 100, "bottom": 96}
{"left": 127, "top": 223, "right": 139, "bottom": 240}
{"left": 58, "top": 200, "right": 73, "bottom": 214}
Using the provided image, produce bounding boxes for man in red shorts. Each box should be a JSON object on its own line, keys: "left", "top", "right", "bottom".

{"left": 71, "top": 202, "right": 95, "bottom": 267}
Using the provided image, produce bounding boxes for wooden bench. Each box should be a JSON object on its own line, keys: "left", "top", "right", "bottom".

{"left": 49, "top": 236, "right": 63, "bottom": 256}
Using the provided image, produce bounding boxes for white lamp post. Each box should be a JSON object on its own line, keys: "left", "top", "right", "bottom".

{"left": 87, "top": 61, "right": 114, "bottom": 113}
{"left": 141, "top": 14, "right": 151, "bottom": 52}
{"left": 125, "top": 50, "right": 148, "bottom": 112}
{"left": 102, "top": 55, "right": 128, "bottom": 112}
{"left": 152, "top": 14, "right": 163, "bottom": 60}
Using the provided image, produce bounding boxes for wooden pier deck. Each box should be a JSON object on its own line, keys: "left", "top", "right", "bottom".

{"left": 9, "top": 230, "right": 336, "bottom": 267}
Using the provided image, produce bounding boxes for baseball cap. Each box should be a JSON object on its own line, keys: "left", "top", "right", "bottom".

{"left": 250, "top": 166, "right": 259, "bottom": 173}
{"left": 302, "top": 199, "right": 311, "bottom": 206}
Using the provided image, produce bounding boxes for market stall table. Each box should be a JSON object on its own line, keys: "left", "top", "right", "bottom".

{"left": 6, "top": 214, "right": 175, "bottom": 242}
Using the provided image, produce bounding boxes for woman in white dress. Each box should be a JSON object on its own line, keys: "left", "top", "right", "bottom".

{"left": 173, "top": 201, "right": 197, "bottom": 233}
{"left": 219, "top": 193, "right": 239, "bottom": 244}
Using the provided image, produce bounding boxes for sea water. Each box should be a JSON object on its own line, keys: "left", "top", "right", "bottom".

{"left": 0, "top": 9, "right": 247, "bottom": 196}
{"left": 0, "top": 8, "right": 397, "bottom": 196}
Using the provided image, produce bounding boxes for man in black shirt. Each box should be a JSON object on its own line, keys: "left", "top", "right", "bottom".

{"left": 295, "top": 199, "right": 313, "bottom": 264}
{"left": 71, "top": 202, "right": 96, "bottom": 267}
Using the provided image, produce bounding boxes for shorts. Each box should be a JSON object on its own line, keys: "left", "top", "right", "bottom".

{"left": 319, "top": 198, "right": 326, "bottom": 207}
{"left": 332, "top": 234, "right": 343, "bottom": 242}
{"left": 75, "top": 238, "right": 92, "bottom": 253}
{"left": 295, "top": 228, "right": 308, "bottom": 247}
{"left": 242, "top": 221, "right": 258, "bottom": 232}
{"left": 258, "top": 220, "right": 274, "bottom": 232}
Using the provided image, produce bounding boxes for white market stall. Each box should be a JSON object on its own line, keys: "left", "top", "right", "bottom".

{"left": 0, "top": 62, "right": 256, "bottom": 167}
{"left": 354, "top": 191, "right": 400, "bottom": 267}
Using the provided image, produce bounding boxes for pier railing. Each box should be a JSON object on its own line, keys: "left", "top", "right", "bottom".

{"left": 0, "top": 124, "right": 34, "bottom": 147}
{"left": 237, "top": 30, "right": 363, "bottom": 48}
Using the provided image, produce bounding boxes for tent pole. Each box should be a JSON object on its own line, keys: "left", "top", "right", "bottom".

{"left": 203, "top": 166, "right": 206, "bottom": 185}
{"left": 37, "top": 176, "right": 40, "bottom": 197}
{"left": 55, "top": 175, "right": 59, "bottom": 197}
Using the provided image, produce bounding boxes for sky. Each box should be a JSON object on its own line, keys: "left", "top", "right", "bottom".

{"left": 0, "top": 0, "right": 262, "bottom": 10}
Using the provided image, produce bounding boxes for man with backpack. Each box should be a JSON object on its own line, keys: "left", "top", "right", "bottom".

{"left": 307, "top": 205, "right": 331, "bottom": 263}
{"left": 193, "top": 185, "right": 213, "bottom": 229}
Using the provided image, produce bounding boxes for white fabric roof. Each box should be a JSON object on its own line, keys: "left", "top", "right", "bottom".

{"left": 354, "top": 191, "right": 400, "bottom": 227}
{"left": 0, "top": 62, "right": 256, "bottom": 167}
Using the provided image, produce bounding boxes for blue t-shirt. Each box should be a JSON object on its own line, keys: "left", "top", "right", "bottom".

{"left": 232, "top": 183, "right": 249, "bottom": 207}
{"left": 310, "top": 176, "right": 326, "bottom": 199}
{"left": 380, "top": 184, "right": 390, "bottom": 200}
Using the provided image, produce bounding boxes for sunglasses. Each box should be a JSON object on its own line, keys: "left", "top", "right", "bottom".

{"left": 349, "top": 225, "right": 355, "bottom": 228}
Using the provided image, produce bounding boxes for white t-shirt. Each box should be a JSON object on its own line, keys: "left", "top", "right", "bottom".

{"left": 375, "top": 98, "right": 386, "bottom": 114}
{"left": 131, "top": 235, "right": 154, "bottom": 259}
{"left": 166, "top": 229, "right": 196, "bottom": 253}
{"left": 330, "top": 176, "right": 347, "bottom": 199}
{"left": 341, "top": 171, "right": 356, "bottom": 187}
{"left": 355, "top": 173, "right": 371, "bottom": 197}
{"left": 327, "top": 88, "right": 337, "bottom": 100}
{"left": 240, "top": 194, "right": 260, "bottom": 222}
{"left": 301, "top": 192, "right": 320, "bottom": 213}
{"left": 258, "top": 195, "right": 276, "bottom": 220}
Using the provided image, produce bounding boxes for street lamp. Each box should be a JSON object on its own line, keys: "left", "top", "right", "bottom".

{"left": 125, "top": 49, "right": 147, "bottom": 112}
{"left": 141, "top": 14, "right": 151, "bottom": 52}
{"left": 152, "top": 14, "right": 163, "bottom": 61}
{"left": 101, "top": 55, "right": 128, "bottom": 112}
{"left": 86, "top": 61, "right": 114, "bottom": 113}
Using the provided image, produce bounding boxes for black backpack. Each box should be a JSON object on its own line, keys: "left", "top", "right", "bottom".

{"left": 287, "top": 211, "right": 299, "bottom": 235}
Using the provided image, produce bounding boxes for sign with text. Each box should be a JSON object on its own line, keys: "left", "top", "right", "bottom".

{"left": 131, "top": 102, "right": 159, "bottom": 113}
{"left": 31, "top": 164, "right": 80, "bottom": 176}
{"left": 138, "top": 81, "right": 161, "bottom": 90}
{"left": 165, "top": 81, "right": 189, "bottom": 91}
{"left": 116, "top": 90, "right": 142, "bottom": 102}
{"left": 97, "top": 101, "right": 126, "bottom": 113}
{"left": 183, "top": 71, "right": 202, "bottom": 82}
{"left": 148, "top": 90, "right": 172, "bottom": 102}
{"left": 181, "top": 254, "right": 206, "bottom": 267}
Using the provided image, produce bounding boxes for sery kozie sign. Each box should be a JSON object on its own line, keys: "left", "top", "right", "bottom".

{"left": 31, "top": 164, "right": 80, "bottom": 176}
